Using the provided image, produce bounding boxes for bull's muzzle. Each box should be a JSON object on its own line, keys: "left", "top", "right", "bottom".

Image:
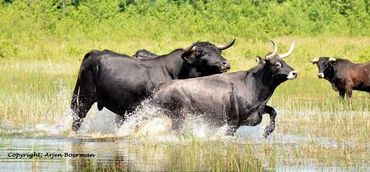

{"left": 287, "top": 71, "right": 298, "bottom": 80}
{"left": 318, "top": 73, "right": 324, "bottom": 78}
{"left": 220, "top": 61, "right": 231, "bottom": 72}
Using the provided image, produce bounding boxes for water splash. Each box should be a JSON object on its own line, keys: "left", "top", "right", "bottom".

{"left": 116, "top": 101, "right": 174, "bottom": 138}
{"left": 35, "top": 108, "right": 75, "bottom": 135}
{"left": 115, "top": 100, "right": 231, "bottom": 140}
{"left": 181, "top": 115, "right": 229, "bottom": 139}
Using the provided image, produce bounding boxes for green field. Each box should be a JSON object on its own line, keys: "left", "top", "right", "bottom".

{"left": 0, "top": 0, "right": 369, "bottom": 171}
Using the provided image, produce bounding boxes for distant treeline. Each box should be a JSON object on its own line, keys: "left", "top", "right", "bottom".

{"left": 0, "top": 0, "right": 369, "bottom": 58}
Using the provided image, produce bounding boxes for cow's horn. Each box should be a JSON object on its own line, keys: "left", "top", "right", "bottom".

{"left": 329, "top": 57, "right": 336, "bottom": 61}
{"left": 311, "top": 58, "right": 319, "bottom": 63}
{"left": 183, "top": 42, "right": 197, "bottom": 52}
{"left": 216, "top": 38, "right": 236, "bottom": 50}
{"left": 279, "top": 41, "right": 295, "bottom": 59}
{"left": 265, "top": 40, "right": 278, "bottom": 59}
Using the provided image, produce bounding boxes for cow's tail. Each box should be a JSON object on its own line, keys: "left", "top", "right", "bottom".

{"left": 70, "top": 50, "right": 99, "bottom": 116}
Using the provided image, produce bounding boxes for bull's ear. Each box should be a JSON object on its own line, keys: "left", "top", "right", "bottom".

{"left": 181, "top": 53, "right": 196, "bottom": 64}
{"left": 256, "top": 56, "right": 265, "bottom": 64}
{"left": 329, "top": 57, "right": 336, "bottom": 62}
{"left": 311, "top": 58, "right": 319, "bottom": 64}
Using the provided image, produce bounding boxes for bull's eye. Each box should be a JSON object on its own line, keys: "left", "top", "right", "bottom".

{"left": 275, "top": 62, "right": 282, "bottom": 68}
{"left": 199, "top": 51, "right": 208, "bottom": 56}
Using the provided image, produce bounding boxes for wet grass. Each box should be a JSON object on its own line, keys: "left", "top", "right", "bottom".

{"left": 0, "top": 36, "right": 369, "bottom": 170}
{"left": 124, "top": 139, "right": 264, "bottom": 171}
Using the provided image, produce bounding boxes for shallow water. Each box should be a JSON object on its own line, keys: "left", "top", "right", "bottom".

{"left": 1, "top": 133, "right": 367, "bottom": 171}
{"left": 0, "top": 106, "right": 369, "bottom": 171}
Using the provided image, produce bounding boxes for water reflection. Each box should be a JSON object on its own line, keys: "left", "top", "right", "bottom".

{"left": 1, "top": 132, "right": 368, "bottom": 171}
{"left": 0, "top": 136, "right": 260, "bottom": 171}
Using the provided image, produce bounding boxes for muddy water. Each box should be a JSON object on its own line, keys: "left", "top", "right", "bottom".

{"left": 0, "top": 106, "right": 369, "bottom": 171}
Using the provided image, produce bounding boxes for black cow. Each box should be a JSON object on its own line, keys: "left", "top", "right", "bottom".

{"left": 132, "top": 49, "right": 158, "bottom": 59}
{"left": 152, "top": 41, "right": 297, "bottom": 137}
{"left": 312, "top": 57, "right": 370, "bottom": 103}
{"left": 70, "top": 39, "right": 236, "bottom": 131}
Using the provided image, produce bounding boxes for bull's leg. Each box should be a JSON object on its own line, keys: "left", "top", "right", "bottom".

{"left": 171, "top": 117, "right": 184, "bottom": 134}
{"left": 226, "top": 125, "right": 238, "bottom": 136}
{"left": 225, "top": 111, "right": 239, "bottom": 136}
{"left": 164, "top": 108, "right": 185, "bottom": 135}
{"left": 339, "top": 91, "right": 345, "bottom": 98}
{"left": 263, "top": 105, "right": 277, "bottom": 138}
{"left": 70, "top": 79, "right": 96, "bottom": 132}
{"left": 345, "top": 88, "right": 353, "bottom": 107}
{"left": 70, "top": 62, "right": 96, "bottom": 132}
{"left": 115, "top": 115, "right": 126, "bottom": 128}
{"left": 71, "top": 96, "right": 95, "bottom": 132}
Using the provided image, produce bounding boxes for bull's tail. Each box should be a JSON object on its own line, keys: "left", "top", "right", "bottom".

{"left": 70, "top": 50, "right": 100, "bottom": 115}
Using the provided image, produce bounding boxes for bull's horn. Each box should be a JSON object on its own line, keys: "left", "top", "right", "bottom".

{"left": 311, "top": 58, "right": 319, "bottom": 63}
{"left": 265, "top": 40, "right": 278, "bottom": 59}
{"left": 183, "top": 42, "right": 198, "bottom": 52}
{"left": 329, "top": 57, "right": 336, "bottom": 61}
{"left": 279, "top": 41, "right": 295, "bottom": 59}
{"left": 216, "top": 38, "right": 236, "bottom": 50}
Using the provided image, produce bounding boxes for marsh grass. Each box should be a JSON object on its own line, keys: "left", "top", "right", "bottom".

{"left": 0, "top": 37, "right": 369, "bottom": 170}
{"left": 1, "top": 37, "right": 369, "bottom": 125}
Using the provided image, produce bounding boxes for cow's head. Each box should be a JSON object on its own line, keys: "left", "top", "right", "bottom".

{"left": 181, "top": 39, "right": 235, "bottom": 75}
{"left": 256, "top": 41, "right": 297, "bottom": 82}
{"left": 311, "top": 57, "right": 336, "bottom": 79}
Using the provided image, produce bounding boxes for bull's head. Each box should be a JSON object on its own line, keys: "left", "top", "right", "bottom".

{"left": 311, "top": 57, "right": 336, "bottom": 79}
{"left": 181, "top": 39, "right": 235, "bottom": 75}
{"left": 256, "top": 41, "right": 298, "bottom": 81}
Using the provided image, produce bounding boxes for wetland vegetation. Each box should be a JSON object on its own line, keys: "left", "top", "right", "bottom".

{"left": 0, "top": 0, "right": 369, "bottom": 171}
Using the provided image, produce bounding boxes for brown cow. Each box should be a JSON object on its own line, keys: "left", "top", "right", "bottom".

{"left": 312, "top": 57, "right": 370, "bottom": 103}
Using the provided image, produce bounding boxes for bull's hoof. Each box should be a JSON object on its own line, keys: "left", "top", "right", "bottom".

{"left": 226, "top": 127, "right": 237, "bottom": 136}
{"left": 72, "top": 121, "right": 81, "bottom": 132}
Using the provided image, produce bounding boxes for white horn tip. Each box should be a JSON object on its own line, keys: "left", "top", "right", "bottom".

{"left": 312, "top": 58, "right": 319, "bottom": 63}
{"left": 278, "top": 41, "right": 295, "bottom": 59}
{"left": 290, "top": 41, "right": 296, "bottom": 49}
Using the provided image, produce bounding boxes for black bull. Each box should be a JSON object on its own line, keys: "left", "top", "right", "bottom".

{"left": 70, "top": 40, "right": 235, "bottom": 131}
{"left": 152, "top": 41, "right": 297, "bottom": 137}
{"left": 312, "top": 57, "right": 370, "bottom": 102}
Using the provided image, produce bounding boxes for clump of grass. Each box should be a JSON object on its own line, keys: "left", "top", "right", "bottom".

{"left": 121, "top": 138, "right": 264, "bottom": 171}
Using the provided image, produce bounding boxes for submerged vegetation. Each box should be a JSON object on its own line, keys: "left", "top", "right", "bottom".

{"left": 0, "top": 0, "right": 369, "bottom": 171}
